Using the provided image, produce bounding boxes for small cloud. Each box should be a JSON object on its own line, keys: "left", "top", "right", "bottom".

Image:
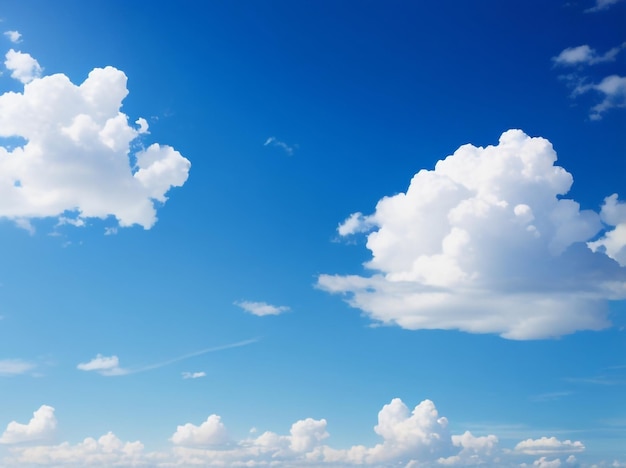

{"left": 0, "top": 359, "right": 36, "bottom": 376}
{"left": 182, "top": 371, "right": 206, "bottom": 379}
{"left": 4, "top": 49, "right": 41, "bottom": 83}
{"left": 104, "top": 226, "right": 118, "bottom": 236}
{"left": 585, "top": 0, "right": 624, "bottom": 12}
{"left": 264, "top": 136, "right": 297, "bottom": 156}
{"left": 77, "top": 354, "right": 128, "bottom": 376}
{"left": 553, "top": 43, "right": 625, "bottom": 67}
{"left": 234, "top": 300, "right": 290, "bottom": 316}
{"left": 135, "top": 118, "right": 149, "bottom": 134}
{"left": 337, "top": 212, "right": 375, "bottom": 237}
{"left": 3, "top": 30, "right": 21, "bottom": 43}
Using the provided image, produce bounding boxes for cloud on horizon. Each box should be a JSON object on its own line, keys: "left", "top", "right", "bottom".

{"left": 318, "top": 130, "right": 626, "bottom": 340}
{"left": 1, "top": 398, "right": 590, "bottom": 466}
{"left": 0, "top": 49, "right": 190, "bottom": 232}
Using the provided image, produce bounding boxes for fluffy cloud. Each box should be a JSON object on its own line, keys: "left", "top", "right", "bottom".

{"left": 170, "top": 415, "right": 229, "bottom": 447}
{"left": 318, "top": 130, "right": 626, "bottom": 339}
{"left": 515, "top": 437, "right": 585, "bottom": 455}
{"left": 234, "top": 300, "right": 290, "bottom": 316}
{"left": 182, "top": 371, "right": 206, "bottom": 379}
{"left": 76, "top": 354, "right": 128, "bottom": 376}
{"left": 0, "top": 51, "right": 190, "bottom": 231}
{"left": 3, "top": 31, "right": 22, "bottom": 44}
{"left": 4, "top": 49, "right": 41, "bottom": 83}
{"left": 0, "top": 358, "right": 35, "bottom": 376}
{"left": 0, "top": 400, "right": 593, "bottom": 467}
{"left": 573, "top": 75, "right": 626, "bottom": 120}
{"left": 0, "top": 405, "right": 56, "bottom": 444}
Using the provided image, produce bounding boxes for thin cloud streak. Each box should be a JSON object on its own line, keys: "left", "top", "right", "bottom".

{"left": 134, "top": 338, "right": 259, "bottom": 374}
{"left": 78, "top": 338, "right": 259, "bottom": 377}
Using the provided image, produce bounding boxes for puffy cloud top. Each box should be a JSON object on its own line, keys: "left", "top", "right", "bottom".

{"left": 0, "top": 53, "right": 190, "bottom": 231}
{"left": 320, "top": 130, "right": 626, "bottom": 339}
{"left": 0, "top": 405, "right": 57, "bottom": 444}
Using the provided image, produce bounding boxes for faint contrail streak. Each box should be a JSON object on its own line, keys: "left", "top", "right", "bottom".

{"left": 132, "top": 338, "right": 259, "bottom": 374}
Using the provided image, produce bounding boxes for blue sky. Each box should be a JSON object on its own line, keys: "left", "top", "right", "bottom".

{"left": 0, "top": 1, "right": 625, "bottom": 466}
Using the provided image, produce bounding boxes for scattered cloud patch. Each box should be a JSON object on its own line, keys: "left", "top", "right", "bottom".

{"left": 76, "top": 354, "right": 128, "bottom": 376}
{"left": 182, "top": 371, "right": 206, "bottom": 379}
{"left": 264, "top": 136, "right": 297, "bottom": 156}
{"left": 0, "top": 405, "right": 56, "bottom": 444}
{"left": 552, "top": 42, "right": 626, "bottom": 119}
{"left": 235, "top": 300, "right": 290, "bottom": 316}
{"left": 4, "top": 49, "right": 41, "bottom": 83}
{"left": 574, "top": 75, "right": 626, "bottom": 120}
{"left": 0, "top": 358, "right": 35, "bottom": 376}
{"left": 553, "top": 43, "right": 625, "bottom": 67}
{"left": 3, "top": 30, "right": 21, "bottom": 43}
{"left": 0, "top": 51, "right": 190, "bottom": 231}
{"left": 318, "top": 130, "right": 626, "bottom": 340}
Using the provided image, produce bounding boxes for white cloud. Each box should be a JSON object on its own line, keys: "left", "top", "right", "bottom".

{"left": 553, "top": 44, "right": 625, "bottom": 67}
{"left": 76, "top": 354, "right": 128, "bottom": 376}
{"left": 235, "top": 300, "right": 290, "bottom": 316}
{"left": 264, "top": 136, "right": 296, "bottom": 155}
{"left": 0, "top": 399, "right": 600, "bottom": 467}
{"left": 337, "top": 212, "right": 375, "bottom": 236}
{"left": 318, "top": 130, "right": 626, "bottom": 340}
{"left": 0, "top": 53, "right": 190, "bottom": 231}
{"left": 3, "top": 30, "right": 21, "bottom": 43}
{"left": 6, "top": 432, "right": 145, "bottom": 466}
{"left": 0, "top": 358, "right": 35, "bottom": 376}
{"left": 573, "top": 75, "right": 626, "bottom": 120}
{"left": 4, "top": 49, "right": 41, "bottom": 83}
{"left": 588, "top": 194, "right": 626, "bottom": 266}
{"left": 515, "top": 436, "right": 585, "bottom": 455}
{"left": 585, "top": 0, "right": 624, "bottom": 12}
{"left": 182, "top": 371, "right": 206, "bottom": 379}
{"left": 170, "top": 415, "right": 229, "bottom": 447}
{"left": 0, "top": 405, "right": 56, "bottom": 444}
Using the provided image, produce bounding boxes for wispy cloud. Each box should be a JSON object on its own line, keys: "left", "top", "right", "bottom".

{"left": 529, "top": 391, "right": 572, "bottom": 402}
{"left": 585, "top": 0, "right": 624, "bottom": 12}
{"left": 182, "top": 371, "right": 206, "bottom": 379}
{"left": 264, "top": 137, "right": 297, "bottom": 156}
{"left": 235, "top": 300, "right": 290, "bottom": 316}
{"left": 0, "top": 358, "right": 36, "bottom": 376}
{"left": 77, "top": 339, "right": 258, "bottom": 377}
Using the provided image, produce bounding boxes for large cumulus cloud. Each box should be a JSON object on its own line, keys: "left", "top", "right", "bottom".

{"left": 0, "top": 50, "right": 190, "bottom": 231}
{"left": 318, "top": 130, "right": 626, "bottom": 339}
